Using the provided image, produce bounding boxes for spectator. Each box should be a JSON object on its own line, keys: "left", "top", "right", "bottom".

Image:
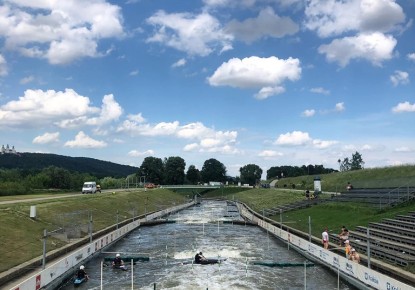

{"left": 322, "top": 228, "right": 329, "bottom": 249}
{"left": 349, "top": 248, "right": 360, "bottom": 263}
{"left": 344, "top": 240, "right": 352, "bottom": 259}
{"left": 346, "top": 182, "right": 353, "bottom": 191}
{"left": 338, "top": 226, "right": 349, "bottom": 246}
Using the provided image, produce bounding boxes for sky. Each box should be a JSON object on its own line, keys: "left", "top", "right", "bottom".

{"left": 0, "top": 0, "right": 414, "bottom": 178}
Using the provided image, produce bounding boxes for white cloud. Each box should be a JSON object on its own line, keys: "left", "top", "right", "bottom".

{"left": 275, "top": 131, "right": 311, "bottom": 146}
{"left": 1, "top": 0, "right": 124, "bottom": 64}
{"left": 335, "top": 102, "right": 345, "bottom": 112}
{"left": 304, "top": 0, "right": 405, "bottom": 38}
{"left": 172, "top": 58, "right": 187, "bottom": 68}
{"left": 302, "top": 109, "right": 315, "bottom": 117}
{"left": 146, "top": 10, "right": 233, "bottom": 57}
{"left": 225, "top": 7, "right": 299, "bottom": 43}
{"left": 127, "top": 113, "right": 146, "bottom": 123}
{"left": 390, "top": 70, "right": 409, "bottom": 86}
{"left": 394, "top": 146, "right": 413, "bottom": 152}
{"left": 208, "top": 56, "right": 301, "bottom": 98}
{"left": 183, "top": 143, "right": 199, "bottom": 152}
{"left": 318, "top": 32, "right": 397, "bottom": 67}
{"left": 258, "top": 150, "right": 283, "bottom": 158}
{"left": 118, "top": 120, "right": 239, "bottom": 154}
{"left": 310, "top": 87, "right": 330, "bottom": 95}
{"left": 85, "top": 94, "right": 123, "bottom": 126}
{"left": 408, "top": 53, "right": 415, "bottom": 61}
{"left": 254, "top": 86, "right": 285, "bottom": 100}
{"left": 20, "top": 75, "right": 35, "bottom": 84}
{"left": 312, "top": 139, "right": 338, "bottom": 149}
{"left": 128, "top": 149, "right": 154, "bottom": 157}
{"left": 0, "top": 54, "right": 7, "bottom": 76}
{"left": 392, "top": 101, "right": 415, "bottom": 113}
{"left": 129, "top": 70, "right": 139, "bottom": 76}
{"left": 64, "top": 131, "right": 107, "bottom": 148}
{"left": 33, "top": 132, "right": 60, "bottom": 144}
{"left": 0, "top": 89, "right": 97, "bottom": 128}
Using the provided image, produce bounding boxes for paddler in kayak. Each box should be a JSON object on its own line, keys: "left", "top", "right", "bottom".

{"left": 194, "top": 252, "right": 207, "bottom": 264}
{"left": 76, "top": 265, "right": 89, "bottom": 280}
{"left": 112, "top": 253, "right": 125, "bottom": 269}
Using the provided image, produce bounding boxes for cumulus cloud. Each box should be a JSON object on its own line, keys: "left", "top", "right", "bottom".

{"left": 392, "top": 102, "right": 415, "bottom": 113}
{"left": 0, "top": 89, "right": 123, "bottom": 130}
{"left": 128, "top": 149, "right": 155, "bottom": 157}
{"left": 127, "top": 113, "right": 146, "bottom": 123}
{"left": 408, "top": 53, "right": 415, "bottom": 61}
{"left": 20, "top": 75, "right": 35, "bottom": 84}
{"left": 258, "top": 150, "right": 283, "bottom": 158}
{"left": 64, "top": 131, "right": 107, "bottom": 148}
{"left": 335, "top": 102, "right": 345, "bottom": 112}
{"left": 302, "top": 109, "right": 315, "bottom": 117}
{"left": 275, "top": 131, "right": 311, "bottom": 146}
{"left": 254, "top": 86, "right": 285, "bottom": 100}
{"left": 225, "top": 7, "right": 299, "bottom": 43}
{"left": 0, "top": 54, "right": 7, "bottom": 76}
{"left": 129, "top": 70, "right": 139, "bottom": 76}
{"left": 33, "top": 132, "right": 60, "bottom": 144}
{"left": 172, "top": 58, "right": 187, "bottom": 68}
{"left": 310, "top": 87, "right": 330, "bottom": 95}
{"left": 274, "top": 130, "right": 338, "bottom": 149}
{"left": 0, "top": 89, "right": 96, "bottom": 128}
{"left": 318, "top": 32, "right": 397, "bottom": 67}
{"left": 84, "top": 94, "right": 123, "bottom": 126}
{"left": 394, "top": 146, "right": 413, "bottom": 152}
{"left": 312, "top": 139, "right": 338, "bottom": 149}
{"left": 304, "top": 0, "right": 405, "bottom": 38}
{"left": 208, "top": 56, "right": 301, "bottom": 98}
{"left": 390, "top": 70, "right": 409, "bottom": 86}
{"left": 146, "top": 10, "right": 233, "bottom": 56}
{"left": 0, "top": 0, "right": 124, "bottom": 64}
{"left": 117, "top": 119, "right": 239, "bottom": 154}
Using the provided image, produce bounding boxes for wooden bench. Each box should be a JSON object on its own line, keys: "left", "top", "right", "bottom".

{"left": 395, "top": 215, "right": 415, "bottom": 223}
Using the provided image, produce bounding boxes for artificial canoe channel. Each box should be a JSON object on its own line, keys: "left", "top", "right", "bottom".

{"left": 60, "top": 200, "right": 356, "bottom": 290}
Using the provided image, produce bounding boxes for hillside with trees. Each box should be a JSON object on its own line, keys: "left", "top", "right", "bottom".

{"left": 0, "top": 153, "right": 138, "bottom": 178}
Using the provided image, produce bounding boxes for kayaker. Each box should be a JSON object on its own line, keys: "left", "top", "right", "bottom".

{"left": 76, "top": 265, "right": 89, "bottom": 280}
{"left": 194, "top": 252, "right": 206, "bottom": 264}
{"left": 112, "top": 253, "right": 125, "bottom": 268}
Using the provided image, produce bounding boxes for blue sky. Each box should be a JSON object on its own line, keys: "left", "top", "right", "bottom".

{"left": 0, "top": 0, "right": 414, "bottom": 178}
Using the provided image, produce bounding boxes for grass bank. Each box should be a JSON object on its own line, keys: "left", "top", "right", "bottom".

{"left": 271, "top": 164, "right": 415, "bottom": 192}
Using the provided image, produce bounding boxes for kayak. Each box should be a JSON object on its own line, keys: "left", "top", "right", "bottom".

{"left": 182, "top": 257, "right": 227, "bottom": 265}
{"left": 74, "top": 277, "right": 86, "bottom": 287}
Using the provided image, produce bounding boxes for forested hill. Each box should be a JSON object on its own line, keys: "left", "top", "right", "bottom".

{"left": 0, "top": 153, "right": 138, "bottom": 178}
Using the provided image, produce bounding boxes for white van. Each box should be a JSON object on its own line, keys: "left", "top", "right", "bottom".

{"left": 82, "top": 181, "right": 97, "bottom": 194}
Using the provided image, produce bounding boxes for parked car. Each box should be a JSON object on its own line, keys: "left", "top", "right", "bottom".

{"left": 144, "top": 183, "right": 155, "bottom": 189}
{"left": 82, "top": 182, "right": 97, "bottom": 194}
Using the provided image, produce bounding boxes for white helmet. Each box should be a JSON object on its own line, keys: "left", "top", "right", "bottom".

{"left": 80, "top": 265, "right": 85, "bottom": 270}
{"left": 116, "top": 253, "right": 121, "bottom": 257}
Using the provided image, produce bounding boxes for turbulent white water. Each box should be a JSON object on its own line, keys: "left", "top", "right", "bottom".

{"left": 60, "top": 200, "right": 355, "bottom": 290}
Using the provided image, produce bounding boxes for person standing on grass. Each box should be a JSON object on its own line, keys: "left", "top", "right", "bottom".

{"left": 322, "top": 228, "right": 329, "bottom": 249}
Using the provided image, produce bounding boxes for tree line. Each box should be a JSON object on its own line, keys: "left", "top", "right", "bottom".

{"left": 0, "top": 152, "right": 364, "bottom": 196}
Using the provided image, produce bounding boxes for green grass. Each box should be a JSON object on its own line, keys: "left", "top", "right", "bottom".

{"left": 272, "top": 164, "right": 415, "bottom": 192}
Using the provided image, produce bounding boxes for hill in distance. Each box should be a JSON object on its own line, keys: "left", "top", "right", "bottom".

{"left": 0, "top": 152, "right": 138, "bottom": 178}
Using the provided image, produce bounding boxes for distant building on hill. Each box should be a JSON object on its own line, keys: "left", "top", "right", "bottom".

{"left": 1, "top": 144, "right": 17, "bottom": 155}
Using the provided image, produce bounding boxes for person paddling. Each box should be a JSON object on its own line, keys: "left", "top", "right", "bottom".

{"left": 76, "top": 265, "right": 89, "bottom": 280}
{"left": 112, "top": 253, "right": 125, "bottom": 269}
{"left": 194, "top": 251, "right": 206, "bottom": 264}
